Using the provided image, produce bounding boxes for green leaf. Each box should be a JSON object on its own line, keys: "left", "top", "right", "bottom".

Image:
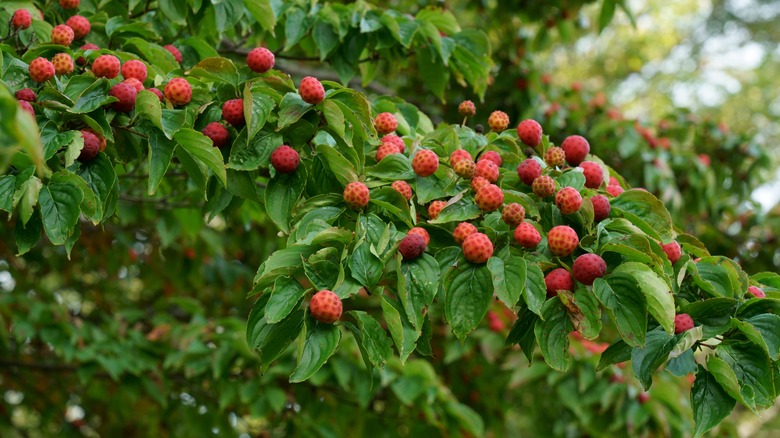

{"left": 707, "top": 356, "right": 757, "bottom": 413}
{"left": 278, "top": 92, "right": 313, "bottom": 129}
{"left": 599, "top": 0, "right": 618, "bottom": 32}
{"left": 487, "top": 256, "right": 526, "bottom": 309}
{"left": 596, "top": 339, "right": 632, "bottom": 371}
{"left": 246, "top": 295, "right": 304, "bottom": 373}
{"left": 691, "top": 365, "right": 736, "bottom": 438}
{"left": 14, "top": 208, "right": 42, "bottom": 255}
{"left": 506, "top": 307, "right": 538, "bottom": 362}
{"left": 69, "top": 78, "right": 113, "bottom": 114}
{"left": 174, "top": 128, "right": 227, "bottom": 187}
{"left": 381, "top": 295, "right": 421, "bottom": 363}
{"left": 631, "top": 327, "right": 678, "bottom": 390}
{"left": 524, "top": 263, "right": 547, "bottom": 316}
{"left": 428, "top": 200, "right": 482, "bottom": 224}
{"left": 265, "top": 165, "right": 307, "bottom": 234}
{"left": 245, "top": 84, "right": 276, "bottom": 144}
{"left": 692, "top": 257, "right": 745, "bottom": 299}
{"left": 243, "top": 0, "right": 276, "bottom": 32}
{"left": 136, "top": 90, "right": 166, "bottom": 136}
{"left": 613, "top": 262, "right": 675, "bottom": 334}
{"left": 443, "top": 261, "right": 493, "bottom": 340}
{"left": 347, "top": 311, "right": 392, "bottom": 368}
{"left": 75, "top": 154, "right": 117, "bottom": 223}
{"left": 0, "top": 175, "right": 16, "bottom": 213}
{"left": 38, "top": 180, "right": 83, "bottom": 246}
{"left": 534, "top": 299, "right": 573, "bottom": 372}
{"left": 190, "top": 57, "right": 240, "bottom": 88}
{"left": 594, "top": 274, "right": 647, "bottom": 347}
{"left": 316, "top": 144, "right": 357, "bottom": 185}
{"left": 147, "top": 131, "right": 177, "bottom": 195}
{"left": 610, "top": 190, "right": 673, "bottom": 243}
{"left": 228, "top": 131, "right": 282, "bottom": 171}
{"left": 732, "top": 314, "right": 780, "bottom": 361}
{"left": 290, "top": 317, "right": 341, "bottom": 382}
{"left": 718, "top": 342, "right": 776, "bottom": 408}
{"left": 571, "top": 287, "right": 602, "bottom": 339}
{"left": 349, "top": 242, "right": 384, "bottom": 289}
{"left": 265, "top": 276, "right": 307, "bottom": 324}
{"left": 398, "top": 254, "right": 440, "bottom": 330}
{"left": 366, "top": 154, "right": 416, "bottom": 180}
{"left": 13, "top": 175, "right": 42, "bottom": 226}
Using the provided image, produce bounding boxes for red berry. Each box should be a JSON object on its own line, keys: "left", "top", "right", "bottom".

{"left": 309, "top": 290, "right": 342, "bottom": 324}
{"left": 122, "top": 60, "right": 148, "bottom": 82}
{"left": 517, "top": 158, "right": 542, "bottom": 186}
{"left": 148, "top": 87, "right": 164, "bottom": 101}
{"left": 454, "top": 159, "right": 476, "bottom": 179}
{"left": 471, "top": 176, "right": 490, "bottom": 193}
{"left": 547, "top": 225, "right": 579, "bottom": 257}
{"left": 59, "top": 0, "right": 80, "bottom": 9}
{"left": 381, "top": 134, "right": 405, "bottom": 153}
{"left": 164, "top": 44, "right": 182, "bottom": 63}
{"left": 408, "top": 227, "right": 430, "bottom": 246}
{"left": 561, "top": 135, "right": 590, "bottom": 166}
{"left": 52, "top": 53, "right": 74, "bottom": 75}
{"left": 638, "top": 393, "right": 650, "bottom": 404}
{"left": 747, "top": 286, "right": 766, "bottom": 299}
{"left": 544, "top": 146, "right": 566, "bottom": 167}
{"left": 374, "top": 112, "right": 398, "bottom": 135}
{"left": 12, "top": 10, "right": 32, "bottom": 30}
{"left": 662, "top": 241, "right": 682, "bottom": 264}
{"left": 458, "top": 100, "right": 476, "bottom": 117}
{"left": 51, "top": 24, "right": 75, "bottom": 46}
{"left": 15, "top": 88, "right": 36, "bottom": 102}
{"left": 502, "top": 203, "right": 525, "bottom": 227}
{"left": 222, "top": 99, "right": 245, "bottom": 126}
{"left": 609, "top": 176, "right": 621, "bottom": 187}
{"left": 247, "top": 47, "right": 274, "bottom": 73}
{"left": 399, "top": 233, "right": 426, "bottom": 260}
{"left": 545, "top": 268, "right": 574, "bottom": 298}
{"left": 18, "top": 101, "right": 35, "bottom": 117}
{"left": 270, "top": 145, "right": 300, "bottom": 173}
{"left": 450, "top": 149, "right": 473, "bottom": 166}
{"left": 475, "top": 159, "right": 499, "bottom": 183}
{"left": 78, "top": 130, "right": 100, "bottom": 162}
{"left": 83, "top": 128, "right": 106, "bottom": 152}
{"left": 555, "top": 187, "right": 583, "bottom": 215}
{"left": 76, "top": 43, "right": 99, "bottom": 65}
{"left": 92, "top": 55, "right": 120, "bottom": 79}
{"left": 453, "top": 222, "right": 478, "bottom": 245}
{"left": 517, "top": 119, "right": 543, "bottom": 147}
{"left": 164, "top": 78, "right": 192, "bottom": 106}
{"left": 376, "top": 143, "right": 400, "bottom": 161}
{"left": 66, "top": 15, "right": 90, "bottom": 39}
{"left": 572, "top": 253, "right": 607, "bottom": 285}
{"left": 606, "top": 184, "right": 624, "bottom": 197}
{"left": 391, "top": 180, "right": 412, "bottom": 200}
{"left": 299, "top": 76, "right": 325, "bottom": 104}
{"left": 343, "top": 182, "right": 370, "bottom": 210}
{"left": 580, "top": 161, "right": 604, "bottom": 189}
{"left": 475, "top": 184, "right": 504, "bottom": 212}
{"left": 202, "top": 122, "right": 230, "bottom": 149}
{"left": 122, "top": 78, "right": 144, "bottom": 93}
{"left": 514, "top": 223, "right": 541, "bottom": 248}
{"left": 478, "top": 150, "right": 502, "bottom": 167}
{"left": 487, "top": 110, "right": 510, "bottom": 132}
{"left": 591, "top": 195, "right": 611, "bottom": 222}
{"left": 412, "top": 149, "right": 439, "bottom": 177}
{"left": 462, "top": 233, "right": 493, "bottom": 264}
{"left": 428, "top": 200, "right": 447, "bottom": 219}
{"left": 674, "top": 313, "right": 694, "bottom": 334}
{"left": 109, "top": 82, "right": 138, "bottom": 112}
{"left": 532, "top": 175, "right": 556, "bottom": 198}
{"left": 29, "top": 58, "right": 55, "bottom": 83}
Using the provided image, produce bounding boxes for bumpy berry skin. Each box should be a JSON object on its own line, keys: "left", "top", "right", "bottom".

{"left": 83, "top": 128, "right": 106, "bottom": 152}
{"left": 123, "top": 78, "right": 144, "bottom": 93}
{"left": 662, "top": 241, "right": 682, "bottom": 264}
{"left": 428, "top": 200, "right": 447, "bottom": 219}
{"left": 606, "top": 184, "right": 624, "bottom": 197}
{"left": 164, "top": 44, "right": 182, "bottom": 63}
{"left": 545, "top": 268, "right": 574, "bottom": 298}
{"left": 381, "top": 134, "right": 405, "bottom": 153}
{"left": 59, "top": 0, "right": 80, "bottom": 9}
{"left": 221, "top": 99, "right": 245, "bottom": 126}
{"left": 109, "top": 82, "right": 137, "bottom": 112}
{"left": 547, "top": 225, "right": 579, "bottom": 257}
{"left": 572, "top": 254, "right": 607, "bottom": 286}
{"left": 148, "top": 87, "right": 164, "bottom": 101}
{"left": 343, "top": 182, "right": 370, "bottom": 210}
{"left": 247, "top": 47, "right": 274, "bottom": 73}
{"left": 532, "top": 175, "right": 556, "bottom": 198}
{"left": 121, "top": 60, "right": 148, "bottom": 82}
{"left": 674, "top": 313, "right": 694, "bottom": 334}
{"left": 453, "top": 222, "right": 478, "bottom": 245}
{"left": 299, "top": 76, "right": 325, "bottom": 104}
{"left": 479, "top": 151, "right": 502, "bottom": 167}
{"left": 412, "top": 149, "right": 439, "bottom": 177}
{"left": 458, "top": 100, "right": 476, "bottom": 117}
{"left": 202, "top": 122, "right": 230, "bottom": 149}
{"left": 502, "top": 203, "right": 526, "bottom": 227}
{"left": 580, "top": 161, "right": 604, "bottom": 189}
{"left": 19, "top": 101, "right": 35, "bottom": 117}
{"left": 450, "top": 149, "right": 472, "bottom": 166}
{"left": 376, "top": 143, "right": 400, "bottom": 161}
{"left": 454, "top": 159, "right": 476, "bottom": 179}
{"left": 270, "top": 145, "right": 300, "bottom": 173}
{"left": 514, "top": 223, "right": 541, "bottom": 248}
{"left": 561, "top": 135, "right": 590, "bottom": 166}
{"left": 51, "top": 24, "right": 75, "bottom": 46}
{"left": 408, "top": 227, "right": 430, "bottom": 246}
{"left": 52, "top": 53, "right": 74, "bottom": 75}
{"left": 12, "top": 9, "right": 32, "bottom": 30}
{"left": 471, "top": 176, "right": 489, "bottom": 193}
{"left": 747, "top": 286, "right": 766, "bottom": 299}
{"left": 517, "top": 158, "right": 542, "bottom": 186}
{"left": 475, "top": 159, "right": 499, "bottom": 183}
{"left": 591, "top": 195, "right": 611, "bottom": 222}
{"left": 462, "top": 233, "right": 493, "bottom": 264}
{"left": 309, "top": 290, "right": 342, "bottom": 324}
{"left": 475, "top": 184, "right": 504, "bottom": 212}
{"left": 66, "top": 15, "right": 90, "bottom": 39}
{"left": 164, "top": 78, "right": 192, "bottom": 106}
{"left": 544, "top": 146, "right": 566, "bottom": 167}
{"left": 487, "top": 110, "right": 510, "bottom": 132}
{"left": 76, "top": 43, "right": 99, "bottom": 65}
{"left": 29, "top": 58, "right": 55, "bottom": 83}
{"left": 15, "top": 89, "right": 36, "bottom": 102}
{"left": 374, "top": 112, "right": 398, "bottom": 135}
{"left": 391, "top": 180, "right": 412, "bottom": 200}
{"left": 78, "top": 130, "right": 100, "bottom": 162}
{"left": 556, "top": 187, "right": 583, "bottom": 215}
{"left": 92, "top": 55, "right": 120, "bottom": 79}
{"left": 399, "top": 233, "right": 426, "bottom": 260}
{"left": 517, "top": 119, "right": 543, "bottom": 147}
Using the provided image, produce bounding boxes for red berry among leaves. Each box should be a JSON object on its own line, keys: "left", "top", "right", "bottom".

{"left": 29, "top": 58, "right": 55, "bottom": 83}
{"left": 572, "top": 253, "right": 607, "bottom": 285}
{"left": 374, "top": 112, "right": 398, "bottom": 135}
{"left": 66, "top": 15, "right": 91, "bottom": 39}
{"left": 299, "top": 76, "right": 325, "bottom": 104}
{"left": 12, "top": 10, "right": 32, "bottom": 30}
{"left": 51, "top": 24, "right": 75, "bottom": 46}
{"left": 247, "top": 47, "right": 274, "bottom": 73}
{"left": 408, "top": 227, "right": 430, "bottom": 246}
{"left": 164, "top": 78, "right": 192, "bottom": 106}
{"left": 391, "top": 180, "right": 413, "bottom": 200}
{"left": 376, "top": 143, "right": 400, "bottom": 162}
{"left": 78, "top": 130, "right": 101, "bottom": 162}
{"left": 148, "top": 88, "right": 164, "bottom": 101}
{"left": 343, "top": 182, "right": 370, "bottom": 210}
{"left": 545, "top": 268, "right": 574, "bottom": 298}
{"left": 638, "top": 393, "right": 650, "bottom": 404}
{"left": 606, "top": 184, "right": 624, "bottom": 197}
{"left": 561, "top": 135, "right": 590, "bottom": 166}
{"left": 428, "top": 200, "right": 447, "bottom": 219}
{"left": 556, "top": 187, "right": 583, "bottom": 215}
{"left": 487, "top": 110, "right": 509, "bottom": 132}
{"left": 502, "top": 203, "right": 525, "bottom": 227}
{"left": 453, "top": 222, "right": 478, "bottom": 245}
{"left": 591, "top": 194, "right": 611, "bottom": 222}
{"left": 83, "top": 128, "right": 106, "bottom": 152}
{"left": 122, "top": 60, "right": 148, "bottom": 82}
{"left": 478, "top": 150, "right": 502, "bottom": 167}
{"left": 222, "top": 99, "right": 245, "bottom": 126}
{"left": 15, "top": 89, "right": 36, "bottom": 102}
{"left": 514, "top": 223, "right": 541, "bottom": 248}
{"left": 475, "top": 184, "right": 504, "bottom": 212}
{"left": 747, "top": 286, "right": 766, "bottom": 298}
{"left": 450, "top": 149, "right": 473, "bottom": 166}
{"left": 18, "top": 101, "right": 35, "bottom": 118}
{"left": 475, "top": 159, "right": 499, "bottom": 183}
{"left": 92, "top": 55, "right": 120, "bottom": 79}
{"left": 123, "top": 78, "right": 144, "bottom": 93}
{"left": 517, "top": 119, "right": 543, "bottom": 147}
{"left": 399, "top": 233, "right": 427, "bottom": 260}
{"left": 59, "top": 0, "right": 80, "bottom": 9}
{"left": 548, "top": 225, "right": 579, "bottom": 257}
{"left": 580, "top": 161, "right": 604, "bottom": 189}
{"left": 674, "top": 313, "right": 694, "bottom": 334}
{"left": 471, "top": 176, "right": 490, "bottom": 193}
{"left": 517, "top": 158, "right": 542, "bottom": 186}
{"left": 662, "top": 241, "right": 682, "bottom": 264}
{"left": 202, "top": 122, "right": 230, "bottom": 149}
{"left": 270, "top": 145, "right": 300, "bottom": 173}
{"left": 458, "top": 100, "right": 476, "bottom": 117}
{"left": 532, "top": 175, "right": 556, "bottom": 198}
{"left": 544, "top": 146, "right": 566, "bottom": 167}
{"left": 454, "top": 159, "right": 476, "bottom": 179}
{"left": 164, "top": 44, "right": 182, "bottom": 63}
{"left": 52, "top": 53, "right": 74, "bottom": 75}
{"left": 76, "top": 43, "right": 99, "bottom": 65}
{"left": 462, "top": 233, "right": 493, "bottom": 264}
{"left": 309, "top": 290, "right": 342, "bottom": 324}
{"left": 109, "top": 82, "right": 138, "bottom": 112}
{"left": 381, "top": 134, "right": 405, "bottom": 153}
{"left": 412, "top": 149, "right": 439, "bottom": 177}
